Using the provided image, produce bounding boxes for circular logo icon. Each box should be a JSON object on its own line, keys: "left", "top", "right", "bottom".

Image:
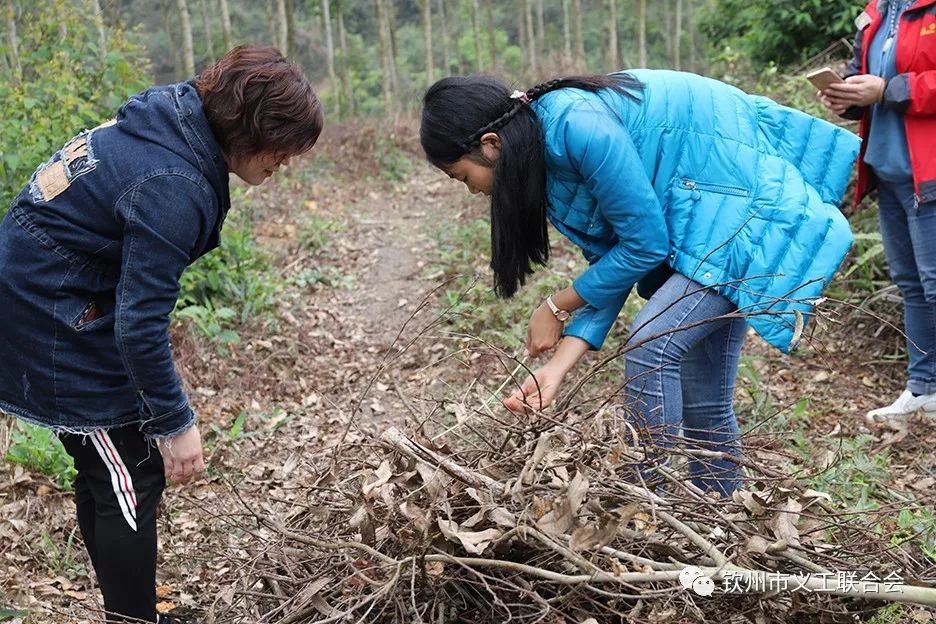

{"left": 692, "top": 576, "right": 716, "bottom": 596}
{"left": 679, "top": 566, "right": 704, "bottom": 589}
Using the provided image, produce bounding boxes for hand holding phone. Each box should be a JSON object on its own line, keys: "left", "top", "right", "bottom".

{"left": 806, "top": 67, "right": 844, "bottom": 92}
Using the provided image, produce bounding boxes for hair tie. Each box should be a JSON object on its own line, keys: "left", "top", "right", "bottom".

{"left": 510, "top": 90, "right": 531, "bottom": 105}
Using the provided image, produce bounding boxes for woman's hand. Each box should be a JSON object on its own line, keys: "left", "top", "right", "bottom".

{"left": 157, "top": 425, "right": 205, "bottom": 485}
{"left": 503, "top": 364, "right": 566, "bottom": 414}
{"left": 527, "top": 302, "right": 563, "bottom": 357}
{"left": 817, "top": 90, "right": 848, "bottom": 116}
{"left": 823, "top": 74, "right": 886, "bottom": 108}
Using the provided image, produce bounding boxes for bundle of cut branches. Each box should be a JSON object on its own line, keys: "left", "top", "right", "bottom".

{"left": 214, "top": 396, "right": 934, "bottom": 624}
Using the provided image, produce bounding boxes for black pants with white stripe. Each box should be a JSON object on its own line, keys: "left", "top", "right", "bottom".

{"left": 61, "top": 426, "right": 165, "bottom": 623}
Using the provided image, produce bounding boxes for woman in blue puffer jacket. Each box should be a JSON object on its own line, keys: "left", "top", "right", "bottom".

{"left": 420, "top": 70, "right": 859, "bottom": 496}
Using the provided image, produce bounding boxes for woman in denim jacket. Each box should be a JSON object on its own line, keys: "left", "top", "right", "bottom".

{"left": 820, "top": 0, "right": 936, "bottom": 422}
{"left": 0, "top": 46, "right": 323, "bottom": 622}
{"left": 421, "top": 71, "right": 858, "bottom": 497}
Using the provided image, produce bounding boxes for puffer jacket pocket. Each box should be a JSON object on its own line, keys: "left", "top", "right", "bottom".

{"left": 670, "top": 177, "right": 753, "bottom": 266}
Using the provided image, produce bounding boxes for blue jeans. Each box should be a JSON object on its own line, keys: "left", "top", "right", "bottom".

{"left": 624, "top": 273, "right": 745, "bottom": 496}
{"left": 878, "top": 179, "right": 936, "bottom": 396}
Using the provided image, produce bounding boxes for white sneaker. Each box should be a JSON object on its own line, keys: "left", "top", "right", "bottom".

{"left": 866, "top": 389, "right": 936, "bottom": 423}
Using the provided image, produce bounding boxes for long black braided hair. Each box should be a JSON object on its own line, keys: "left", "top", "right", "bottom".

{"left": 420, "top": 73, "right": 643, "bottom": 298}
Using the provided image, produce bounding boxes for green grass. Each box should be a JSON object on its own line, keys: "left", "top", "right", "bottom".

{"left": 298, "top": 214, "right": 345, "bottom": 254}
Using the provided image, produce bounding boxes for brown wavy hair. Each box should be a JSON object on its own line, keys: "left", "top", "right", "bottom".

{"left": 196, "top": 45, "right": 324, "bottom": 160}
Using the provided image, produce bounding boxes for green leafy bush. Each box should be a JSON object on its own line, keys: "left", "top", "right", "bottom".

{"left": 700, "top": 0, "right": 857, "bottom": 69}
{"left": 175, "top": 212, "right": 280, "bottom": 343}
{"left": 0, "top": 0, "right": 151, "bottom": 211}
{"left": 5, "top": 421, "right": 77, "bottom": 489}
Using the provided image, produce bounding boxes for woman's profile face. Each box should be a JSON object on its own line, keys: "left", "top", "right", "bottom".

{"left": 445, "top": 157, "right": 495, "bottom": 196}
{"left": 228, "top": 151, "right": 293, "bottom": 185}
{"left": 443, "top": 132, "right": 502, "bottom": 196}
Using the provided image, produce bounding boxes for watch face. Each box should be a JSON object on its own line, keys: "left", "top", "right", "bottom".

{"left": 557, "top": 310, "right": 571, "bottom": 322}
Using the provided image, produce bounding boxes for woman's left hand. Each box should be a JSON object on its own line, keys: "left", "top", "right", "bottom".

{"left": 823, "top": 74, "right": 886, "bottom": 108}
{"left": 527, "top": 303, "right": 563, "bottom": 357}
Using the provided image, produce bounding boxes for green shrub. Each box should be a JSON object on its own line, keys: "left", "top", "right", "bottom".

{"left": 700, "top": 0, "right": 857, "bottom": 69}
{"left": 5, "top": 421, "right": 76, "bottom": 490}
{"left": 175, "top": 213, "right": 280, "bottom": 344}
{"left": 0, "top": 0, "right": 151, "bottom": 211}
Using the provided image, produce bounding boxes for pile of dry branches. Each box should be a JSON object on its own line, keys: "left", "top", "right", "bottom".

{"left": 211, "top": 387, "right": 934, "bottom": 624}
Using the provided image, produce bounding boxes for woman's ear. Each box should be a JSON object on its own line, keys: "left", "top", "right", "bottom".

{"left": 479, "top": 132, "right": 502, "bottom": 163}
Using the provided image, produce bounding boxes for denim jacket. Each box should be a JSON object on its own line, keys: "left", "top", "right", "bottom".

{"left": 0, "top": 81, "right": 230, "bottom": 438}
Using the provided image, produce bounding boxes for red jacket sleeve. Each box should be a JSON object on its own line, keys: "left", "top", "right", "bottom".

{"left": 883, "top": 71, "right": 936, "bottom": 117}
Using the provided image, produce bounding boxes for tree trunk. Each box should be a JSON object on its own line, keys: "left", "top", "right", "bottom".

{"left": 438, "top": 0, "right": 450, "bottom": 73}
{"left": 89, "top": 0, "right": 107, "bottom": 61}
{"left": 375, "top": 0, "right": 393, "bottom": 113}
{"left": 484, "top": 0, "right": 495, "bottom": 69}
{"left": 200, "top": 0, "right": 214, "bottom": 64}
{"left": 687, "top": 0, "right": 695, "bottom": 73}
{"left": 607, "top": 0, "right": 617, "bottom": 70}
{"left": 275, "top": 0, "right": 287, "bottom": 53}
{"left": 637, "top": 0, "right": 646, "bottom": 67}
{"left": 673, "top": 0, "right": 681, "bottom": 70}
{"left": 218, "top": 0, "right": 232, "bottom": 52}
{"left": 4, "top": 0, "right": 19, "bottom": 83}
{"left": 420, "top": 0, "right": 433, "bottom": 85}
{"left": 385, "top": 0, "right": 399, "bottom": 99}
{"left": 518, "top": 0, "right": 527, "bottom": 74}
{"left": 572, "top": 0, "right": 584, "bottom": 71}
{"left": 524, "top": 0, "right": 537, "bottom": 75}
{"left": 451, "top": 0, "right": 463, "bottom": 73}
{"left": 285, "top": 0, "right": 296, "bottom": 57}
{"left": 177, "top": 0, "right": 195, "bottom": 76}
{"left": 337, "top": 6, "right": 354, "bottom": 115}
{"left": 163, "top": 0, "right": 182, "bottom": 78}
{"left": 471, "top": 0, "right": 481, "bottom": 71}
{"left": 561, "top": 0, "right": 571, "bottom": 71}
{"left": 536, "top": 0, "right": 544, "bottom": 59}
{"left": 322, "top": 0, "right": 339, "bottom": 115}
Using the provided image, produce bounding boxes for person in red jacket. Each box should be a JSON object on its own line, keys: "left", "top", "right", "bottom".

{"left": 819, "top": 0, "right": 936, "bottom": 422}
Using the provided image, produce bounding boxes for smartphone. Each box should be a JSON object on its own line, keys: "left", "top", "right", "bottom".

{"left": 806, "top": 67, "right": 844, "bottom": 92}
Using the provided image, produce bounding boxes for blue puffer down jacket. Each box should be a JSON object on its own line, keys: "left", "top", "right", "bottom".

{"left": 532, "top": 69, "right": 860, "bottom": 353}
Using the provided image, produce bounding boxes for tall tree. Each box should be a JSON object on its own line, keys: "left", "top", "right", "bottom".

{"left": 471, "top": 0, "right": 482, "bottom": 71}
{"left": 162, "top": 0, "right": 183, "bottom": 78}
{"left": 687, "top": 0, "right": 696, "bottom": 72}
{"left": 322, "top": 0, "right": 339, "bottom": 115}
{"left": 4, "top": 1, "right": 20, "bottom": 83}
{"left": 420, "top": 0, "right": 433, "bottom": 85}
{"left": 337, "top": 2, "right": 354, "bottom": 114}
{"left": 218, "top": 0, "right": 232, "bottom": 52}
{"left": 484, "top": 0, "right": 495, "bottom": 69}
{"left": 176, "top": 0, "right": 195, "bottom": 76}
{"left": 385, "top": 0, "right": 400, "bottom": 99}
{"left": 89, "top": 0, "right": 107, "bottom": 61}
{"left": 637, "top": 0, "right": 646, "bottom": 67}
{"left": 536, "top": 0, "right": 544, "bottom": 57}
{"left": 287, "top": 0, "right": 296, "bottom": 57}
{"left": 375, "top": 0, "right": 393, "bottom": 112}
{"left": 275, "top": 0, "right": 288, "bottom": 53}
{"left": 572, "top": 0, "right": 584, "bottom": 70}
{"left": 524, "top": 0, "right": 537, "bottom": 75}
{"left": 562, "top": 0, "right": 571, "bottom": 71}
{"left": 200, "top": 0, "right": 214, "bottom": 64}
{"left": 673, "top": 0, "right": 682, "bottom": 70}
{"left": 607, "top": 0, "right": 618, "bottom": 71}
{"left": 438, "top": 0, "right": 450, "bottom": 73}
